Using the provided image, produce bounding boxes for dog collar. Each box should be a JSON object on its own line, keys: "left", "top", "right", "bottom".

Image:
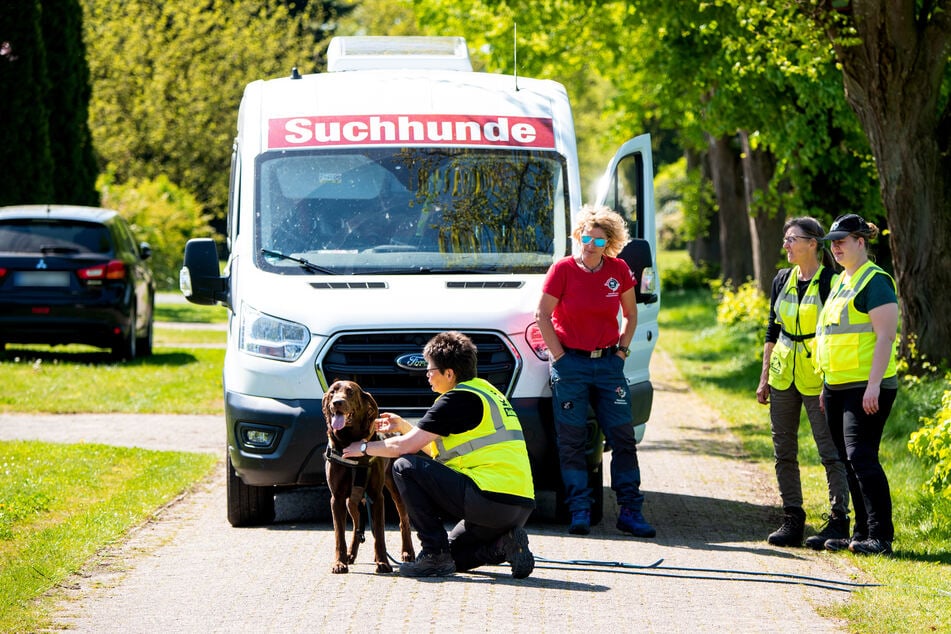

{"left": 324, "top": 444, "right": 371, "bottom": 468}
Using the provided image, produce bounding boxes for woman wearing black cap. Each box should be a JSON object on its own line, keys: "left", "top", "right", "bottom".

{"left": 815, "top": 214, "right": 899, "bottom": 555}
{"left": 756, "top": 217, "right": 849, "bottom": 549}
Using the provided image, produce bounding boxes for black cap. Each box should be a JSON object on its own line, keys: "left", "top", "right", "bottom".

{"left": 823, "top": 214, "right": 870, "bottom": 240}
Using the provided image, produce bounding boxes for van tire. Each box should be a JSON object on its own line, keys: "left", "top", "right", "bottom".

{"left": 227, "top": 456, "right": 276, "bottom": 527}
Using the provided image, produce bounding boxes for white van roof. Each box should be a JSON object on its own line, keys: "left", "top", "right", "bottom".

{"left": 327, "top": 36, "right": 473, "bottom": 72}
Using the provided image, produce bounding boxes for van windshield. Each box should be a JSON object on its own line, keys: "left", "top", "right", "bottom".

{"left": 255, "top": 147, "right": 567, "bottom": 274}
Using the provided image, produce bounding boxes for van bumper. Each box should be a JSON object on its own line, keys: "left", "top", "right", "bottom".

{"left": 225, "top": 390, "right": 329, "bottom": 487}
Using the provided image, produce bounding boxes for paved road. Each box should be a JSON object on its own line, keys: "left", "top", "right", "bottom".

{"left": 2, "top": 352, "right": 864, "bottom": 633}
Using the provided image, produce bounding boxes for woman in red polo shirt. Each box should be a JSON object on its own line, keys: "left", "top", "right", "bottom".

{"left": 535, "top": 205, "right": 654, "bottom": 538}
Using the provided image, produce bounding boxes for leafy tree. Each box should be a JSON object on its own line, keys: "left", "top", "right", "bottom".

{"left": 40, "top": 0, "right": 98, "bottom": 206}
{"left": 0, "top": 0, "right": 54, "bottom": 205}
{"left": 799, "top": 0, "right": 951, "bottom": 366}
{"left": 81, "top": 0, "right": 330, "bottom": 221}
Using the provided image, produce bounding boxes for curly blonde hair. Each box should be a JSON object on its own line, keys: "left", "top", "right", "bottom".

{"left": 571, "top": 204, "right": 629, "bottom": 257}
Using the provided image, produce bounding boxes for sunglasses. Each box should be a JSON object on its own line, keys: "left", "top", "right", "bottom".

{"left": 580, "top": 235, "right": 607, "bottom": 247}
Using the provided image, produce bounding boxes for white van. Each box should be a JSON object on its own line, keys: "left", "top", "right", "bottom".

{"left": 180, "top": 36, "right": 660, "bottom": 527}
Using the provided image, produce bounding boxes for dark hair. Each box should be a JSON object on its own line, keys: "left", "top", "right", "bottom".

{"left": 785, "top": 216, "right": 836, "bottom": 270}
{"left": 424, "top": 331, "right": 478, "bottom": 382}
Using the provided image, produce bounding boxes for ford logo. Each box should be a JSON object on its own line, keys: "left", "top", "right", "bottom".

{"left": 395, "top": 353, "right": 427, "bottom": 371}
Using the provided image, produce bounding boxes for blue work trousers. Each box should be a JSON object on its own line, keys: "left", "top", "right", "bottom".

{"left": 550, "top": 352, "right": 644, "bottom": 513}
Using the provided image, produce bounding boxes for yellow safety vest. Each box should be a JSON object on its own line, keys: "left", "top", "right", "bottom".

{"left": 768, "top": 265, "right": 829, "bottom": 395}
{"left": 429, "top": 377, "right": 535, "bottom": 500}
{"left": 816, "top": 260, "right": 897, "bottom": 386}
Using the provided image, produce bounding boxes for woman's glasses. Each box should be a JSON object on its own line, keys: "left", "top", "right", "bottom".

{"left": 581, "top": 235, "right": 607, "bottom": 247}
{"left": 782, "top": 235, "right": 811, "bottom": 245}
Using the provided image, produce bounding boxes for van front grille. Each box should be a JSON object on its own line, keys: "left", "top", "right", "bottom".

{"left": 318, "top": 331, "right": 519, "bottom": 415}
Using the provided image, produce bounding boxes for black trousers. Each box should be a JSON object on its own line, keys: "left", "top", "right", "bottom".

{"left": 823, "top": 384, "right": 897, "bottom": 541}
{"left": 392, "top": 454, "right": 534, "bottom": 571}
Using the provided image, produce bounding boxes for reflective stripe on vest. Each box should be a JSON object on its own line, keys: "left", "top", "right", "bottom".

{"left": 768, "top": 265, "right": 826, "bottom": 394}
{"left": 430, "top": 377, "right": 534, "bottom": 499}
{"left": 433, "top": 383, "right": 524, "bottom": 461}
{"left": 816, "top": 261, "right": 897, "bottom": 385}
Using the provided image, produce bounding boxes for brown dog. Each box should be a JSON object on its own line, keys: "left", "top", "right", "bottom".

{"left": 322, "top": 380, "right": 415, "bottom": 573}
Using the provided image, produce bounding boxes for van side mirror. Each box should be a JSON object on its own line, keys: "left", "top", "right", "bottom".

{"left": 180, "top": 238, "right": 230, "bottom": 307}
{"left": 617, "top": 238, "right": 659, "bottom": 305}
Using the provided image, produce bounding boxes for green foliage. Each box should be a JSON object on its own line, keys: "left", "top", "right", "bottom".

{"left": 98, "top": 173, "right": 215, "bottom": 290}
{"left": 661, "top": 257, "right": 718, "bottom": 291}
{"left": 711, "top": 278, "right": 769, "bottom": 333}
{"left": 0, "top": 0, "right": 54, "bottom": 205}
{"left": 81, "top": 0, "right": 330, "bottom": 219}
{"left": 0, "top": 441, "right": 217, "bottom": 632}
{"left": 40, "top": 0, "right": 99, "bottom": 206}
{"left": 909, "top": 377, "right": 951, "bottom": 499}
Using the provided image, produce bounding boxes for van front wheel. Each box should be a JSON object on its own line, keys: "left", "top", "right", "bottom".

{"left": 227, "top": 456, "right": 276, "bottom": 527}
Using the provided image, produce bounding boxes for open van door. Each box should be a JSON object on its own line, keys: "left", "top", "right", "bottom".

{"left": 595, "top": 133, "right": 660, "bottom": 437}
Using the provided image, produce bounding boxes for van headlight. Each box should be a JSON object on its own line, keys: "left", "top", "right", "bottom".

{"left": 239, "top": 304, "right": 310, "bottom": 362}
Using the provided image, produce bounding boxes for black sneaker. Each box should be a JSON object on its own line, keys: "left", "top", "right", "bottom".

{"left": 399, "top": 550, "right": 456, "bottom": 577}
{"left": 825, "top": 533, "right": 866, "bottom": 552}
{"left": 501, "top": 527, "right": 535, "bottom": 579}
{"left": 849, "top": 537, "right": 893, "bottom": 556}
{"left": 805, "top": 513, "right": 849, "bottom": 551}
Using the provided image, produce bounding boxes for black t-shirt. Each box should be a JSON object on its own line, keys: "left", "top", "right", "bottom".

{"left": 416, "top": 389, "right": 483, "bottom": 437}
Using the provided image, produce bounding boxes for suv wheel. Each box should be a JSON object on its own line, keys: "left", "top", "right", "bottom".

{"left": 227, "top": 455, "right": 276, "bottom": 527}
{"left": 112, "top": 305, "right": 137, "bottom": 361}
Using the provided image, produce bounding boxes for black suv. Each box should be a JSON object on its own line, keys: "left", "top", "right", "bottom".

{"left": 0, "top": 205, "right": 155, "bottom": 359}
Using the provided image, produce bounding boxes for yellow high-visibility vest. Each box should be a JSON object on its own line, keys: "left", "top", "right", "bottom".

{"left": 768, "top": 265, "right": 829, "bottom": 395}
{"left": 816, "top": 261, "right": 897, "bottom": 386}
{"left": 429, "top": 377, "right": 535, "bottom": 499}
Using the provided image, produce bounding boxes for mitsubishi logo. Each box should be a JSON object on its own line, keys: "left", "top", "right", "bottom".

{"left": 36, "top": 259, "right": 47, "bottom": 269}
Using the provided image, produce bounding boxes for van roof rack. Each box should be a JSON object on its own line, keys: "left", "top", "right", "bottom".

{"left": 326, "top": 36, "right": 472, "bottom": 72}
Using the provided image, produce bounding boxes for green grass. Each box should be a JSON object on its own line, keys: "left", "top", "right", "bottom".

{"left": 0, "top": 440, "right": 218, "bottom": 633}
{"left": 154, "top": 300, "right": 229, "bottom": 324}
{"left": 659, "top": 287, "right": 951, "bottom": 632}
{"left": 0, "top": 346, "right": 224, "bottom": 413}
{"left": 154, "top": 324, "right": 226, "bottom": 346}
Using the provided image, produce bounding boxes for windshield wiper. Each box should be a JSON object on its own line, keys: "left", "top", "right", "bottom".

{"left": 261, "top": 249, "right": 336, "bottom": 274}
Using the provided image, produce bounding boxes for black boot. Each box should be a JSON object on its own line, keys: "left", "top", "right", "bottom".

{"left": 804, "top": 512, "right": 849, "bottom": 551}
{"left": 767, "top": 507, "right": 805, "bottom": 547}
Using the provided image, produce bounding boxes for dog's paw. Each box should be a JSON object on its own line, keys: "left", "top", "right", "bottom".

{"left": 375, "top": 561, "right": 394, "bottom": 574}
{"left": 401, "top": 550, "right": 415, "bottom": 563}
{"left": 331, "top": 561, "right": 349, "bottom": 574}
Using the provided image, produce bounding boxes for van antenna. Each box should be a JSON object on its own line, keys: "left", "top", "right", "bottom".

{"left": 513, "top": 23, "right": 519, "bottom": 91}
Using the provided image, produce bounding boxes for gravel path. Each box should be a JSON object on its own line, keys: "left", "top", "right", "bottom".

{"left": 1, "top": 351, "right": 864, "bottom": 633}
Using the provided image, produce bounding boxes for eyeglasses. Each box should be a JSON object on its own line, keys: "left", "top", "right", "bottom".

{"left": 580, "top": 235, "right": 607, "bottom": 247}
{"left": 425, "top": 367, "right": 441, "bottom": 376}
{"left": 782, "top": 235, "right": 811, "bottom": 245}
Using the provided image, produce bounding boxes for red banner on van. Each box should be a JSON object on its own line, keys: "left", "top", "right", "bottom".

{"left": 268, "top": 114, "right": 556, "bottom": 150}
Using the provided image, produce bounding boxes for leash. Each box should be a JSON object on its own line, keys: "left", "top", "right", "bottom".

{"left": 533, "top": 555, "right": 881, "bottom": 592}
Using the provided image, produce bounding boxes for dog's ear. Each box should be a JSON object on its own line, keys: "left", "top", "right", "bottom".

{"left": 322, "top": 384, "right": 334, "bottom": 427}
{"left": 362, "top": 389, "right": 379, "bottom": 424}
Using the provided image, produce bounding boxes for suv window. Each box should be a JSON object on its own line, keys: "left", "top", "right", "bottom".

{"left": 0, "top": 220, "right": 113, "bottom": 254}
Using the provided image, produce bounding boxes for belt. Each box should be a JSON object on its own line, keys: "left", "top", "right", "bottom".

{"left": 563, "top": 345, "right": 618, "bottom": 359}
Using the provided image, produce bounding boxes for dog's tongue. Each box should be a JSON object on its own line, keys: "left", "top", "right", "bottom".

{"left": 331, "top": 413, "right": 346, "bottom": 431}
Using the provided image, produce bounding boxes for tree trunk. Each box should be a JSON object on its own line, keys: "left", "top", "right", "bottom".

{"left": 821, "top": 0, "right": 951, "bottom": 365}
{"left": 739, "top": 131, "right": 787, "bottom": 295}
{"left": 705, "top": 133, "right": 753, "bottom": 285}
{"left": 685, "top": 148, "right": 721, "bottom": 269}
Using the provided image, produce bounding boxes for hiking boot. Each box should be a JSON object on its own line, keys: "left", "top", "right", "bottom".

{"left": 804, "top": 513, "right": 849, "bottom": 551}
{"left": 501, "top": 527, "right": 535, "bottom": 579}
{"left": 399, "top": 550, "right": 456, "bottom": 577}
{"left": 767, "top": 507, "right": 805, "bottom": 547}
{"left": 824, "top": 533, "right": 866, "bottom": 552}
{"left": 616, "top": 506, "right": 656, "bottom": 538}
{"left": 849, "top": 537, "right": 893, "bottom": 556}
{"left": 568, "top": 509, "right": 591, "bottom": 535}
